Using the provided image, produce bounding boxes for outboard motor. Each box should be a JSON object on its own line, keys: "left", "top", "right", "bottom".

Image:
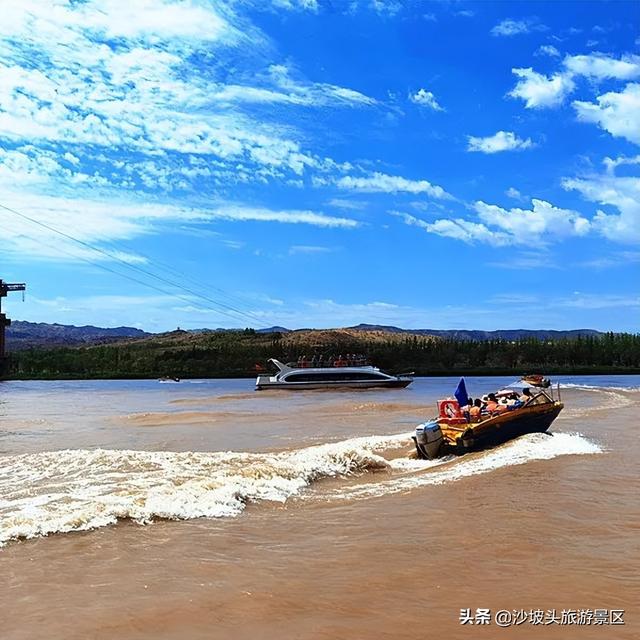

{"left": 414, "top": 420, "right": 444, "bottom": 459}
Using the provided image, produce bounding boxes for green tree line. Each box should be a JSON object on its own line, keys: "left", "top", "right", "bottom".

{"left": 2, "top": 330, "right": 639, "bottom": 379}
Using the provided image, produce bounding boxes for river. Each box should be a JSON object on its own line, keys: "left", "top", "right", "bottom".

{"left": 1, "top": 376, "right": 638, "bottom": 639}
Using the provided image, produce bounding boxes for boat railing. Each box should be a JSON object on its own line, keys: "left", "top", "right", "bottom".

{"left": 285, "top": 358, "right": 370, "bottom": 368}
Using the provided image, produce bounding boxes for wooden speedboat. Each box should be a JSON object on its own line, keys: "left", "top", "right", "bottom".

{"left": 521, "top": 374, "right": 551, "bottom": 388}
{"left": 413, "top": 386, "right": 563, "bottom": 459}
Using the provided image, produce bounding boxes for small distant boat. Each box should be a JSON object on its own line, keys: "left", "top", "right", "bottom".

{"left": 521, "top": 374, "right": 551, "bottom": 388}
{"left": 413, "top": 381, "right": 563, "bottom": 459}
{"left": 158, "top": 376, "right": 180, "bottom": 383}
{"left": 255, "top": 358, "right": 413, "bottom": 391}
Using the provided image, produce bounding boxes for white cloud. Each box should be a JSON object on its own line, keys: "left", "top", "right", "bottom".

{"left": 410, "top": 88, "right": 444, "bottom": 111}
{"left": 505, "top": 187, "right": 527, "bottom": 202}
{"left": 509, "top": 68, "right": 575, "bottom": 108}
{"left": 562, "top": 162, "right": 640, "bottom": 244}
{"left": 0, "top": 0, "right": 236, "bottom": 44}
{"left": 0, "top": 0, "right": 378, "bottom": 211}
{"left": 327, "top": 198, "right": 367, "bottom": 210}
{"left": 421, "top": 218, "right": 511, "bottom": 246}
{"left": 474, "top": 199, "right": 591, "bottom": 244}
{"left": 491, "top": 19, "right": 546, "bottom": 37}
{"left": 395, "top": 211, "right": 511, "bottom": 246}
{"left": 535, "top": 45, "right": 560, "bottom": 57}
{"left": 603, "top": 154, "right": 640, "bottom": 172}
{"left": 563, "top": 53, "right": 640, "bottom": 80}
{"left": 467, "top": 131, "right": 534, "bottom": 153}
{"left": 397, "top": 198, "right": 592, "bottom": 247}
{"left": 271, "top": 0, "right": 319, "bottom": 11}
{"left": 336, "top": 172, "right": 450, "bottom": 199}
{"left": 509, "top": 53, "right": 640, "bottom": 110}
{"left": 208, "top": 206, "right": 359, "bottom": 228}
{"left": 573, "top": 83, "right": 640, "bottom": 145}
{"left": 0, "top": 191, "right": 359, "bottom": 264}
{"left": 211, "top": 64, "right": 376, "bottom": 108}
{"left": 369, "top": 1, "right": 402, "bottom": 16}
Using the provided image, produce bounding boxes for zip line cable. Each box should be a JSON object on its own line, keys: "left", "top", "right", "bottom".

{"left": 92, "top": 234, "right": 269, "bottom": 320}
{"left": 0, "top": 202, "right": 269, "bottom": 328}
{"left": 0, "top": 222, "right": 264, "bottom": 327}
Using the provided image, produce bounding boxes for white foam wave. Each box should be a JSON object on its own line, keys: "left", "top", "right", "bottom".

{"left": 560, "top": 383, "right": 640, "bottom": 392}
{"left": 0, "top": 430, "right": 602, "bottom": 546}
{"left": 327, "top": 433, "right": 602, "bottom": 501}
{"left": 0, "top": 434, "right": 409, "bottom": 546}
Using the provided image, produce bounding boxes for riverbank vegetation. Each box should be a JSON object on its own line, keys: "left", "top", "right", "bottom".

{"left": 2, "top": 329, "right": 639, "bottom": 379}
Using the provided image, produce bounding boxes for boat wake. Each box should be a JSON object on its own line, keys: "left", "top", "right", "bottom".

{"left": 0, "top": 432, "right": 600, "bottom": 546}
{"left": 325, "top": 432, "right": 602, "bottom": 501}
{"left": 0, "top": 435, "right": 404, "bottom": 546}
{"left": 560, "top": 382, "right": 640, "bottom": 393}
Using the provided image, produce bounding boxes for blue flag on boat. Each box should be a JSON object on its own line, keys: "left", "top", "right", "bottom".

{"left": 454, "top": 377, "right": 469, "bottom": 408}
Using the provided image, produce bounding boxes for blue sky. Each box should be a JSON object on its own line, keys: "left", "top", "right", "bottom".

{"left": 0, "top": 0, "right": 639, "bottom": 332}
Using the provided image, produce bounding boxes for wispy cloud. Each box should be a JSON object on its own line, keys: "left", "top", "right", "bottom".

{"left": 0, "top": 191, "right": 359, "bottom": 264}
{"left": 564, "top": 53, "right": 640, "bottom": 80}
{"left": 396, "top": 198, "right": 591, "bottom": 247}
{"left": 288, "top": 245, "right": 335, "bottom": 255}
{"left": 336, "top": 172, "right": 451, "bottom": 199}
{"left": 509, "top": 68, "right": 575, "bottom": 108}
{"left": 326, "top": 198, "right": 368, "bottom": 210}
{"left": 562, "top": 158, "right": 640, "bottom": 244}
{"left": 535, "top": 44, "right": 561, "bottom": 57}
{"left": 505, "top": 187, "right": 528, "bottom": 202}
{"left": 509, "top": 53, "right": 640, "bottom": 109}
{"left": 0, "top": 0, "right": 381, "bottom": 229}
{"left": 467, "top": 131, "right": 534, "bottom": 153}
{"left": 573, "top": 83, "right": 640, "bottom": 145}
{"left": 409, "top": 88, "right": 444, "bottom": 111}
{"left": 208, "top": 206, "right": 359, "bottom": 228}
{"left": 487, "top": 251, "right": 559, "bottom": 270}
{"left": 491, "top": 18, "right": 547, "bottom": 37}
{"left": 209, "top": 64, "right": 376, "bottom": 108}
{"left": 395, "top": 211, "right": 510, "bottom": 247}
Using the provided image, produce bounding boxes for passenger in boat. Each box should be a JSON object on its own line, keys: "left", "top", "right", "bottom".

{"left": 485, "top": 393, "right": 499, "bottom": 413}
{"left": 460, "top": 397, "right": 472, "bottom": 421}
{"left": 495, "top": 398, "right": 510, "bottom": 414}
{"left": 469, "top": 398, "right": 483, "bottom": 421}
{"left": 520, "top": 388, "right": 533, "bottom": 405}
{"left": 504, "top": 393, "right": 520, "bottom": 409}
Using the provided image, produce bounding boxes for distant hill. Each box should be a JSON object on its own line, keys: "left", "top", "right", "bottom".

{"left": 347, "top": 324, "right": 604, "bottom": 341}
{"left": 5, "top": 322, "right": 636, "bottom": 380}
{"left": 4, "top": 320, "right": 607, "bottom": 352}
{"left": 6, "top": 321, "right": 149, "bottom": 350}
{"left": 256, "top": 326, "right": 292, "bottom": 334}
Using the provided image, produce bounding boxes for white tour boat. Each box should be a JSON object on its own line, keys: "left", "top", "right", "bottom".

{"left": 255, "top": 358, "right": 413, "bottom": 390}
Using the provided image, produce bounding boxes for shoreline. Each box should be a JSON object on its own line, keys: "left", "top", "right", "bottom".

{"left": 2, "top": 367, "right": 639, "bottom": 382}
